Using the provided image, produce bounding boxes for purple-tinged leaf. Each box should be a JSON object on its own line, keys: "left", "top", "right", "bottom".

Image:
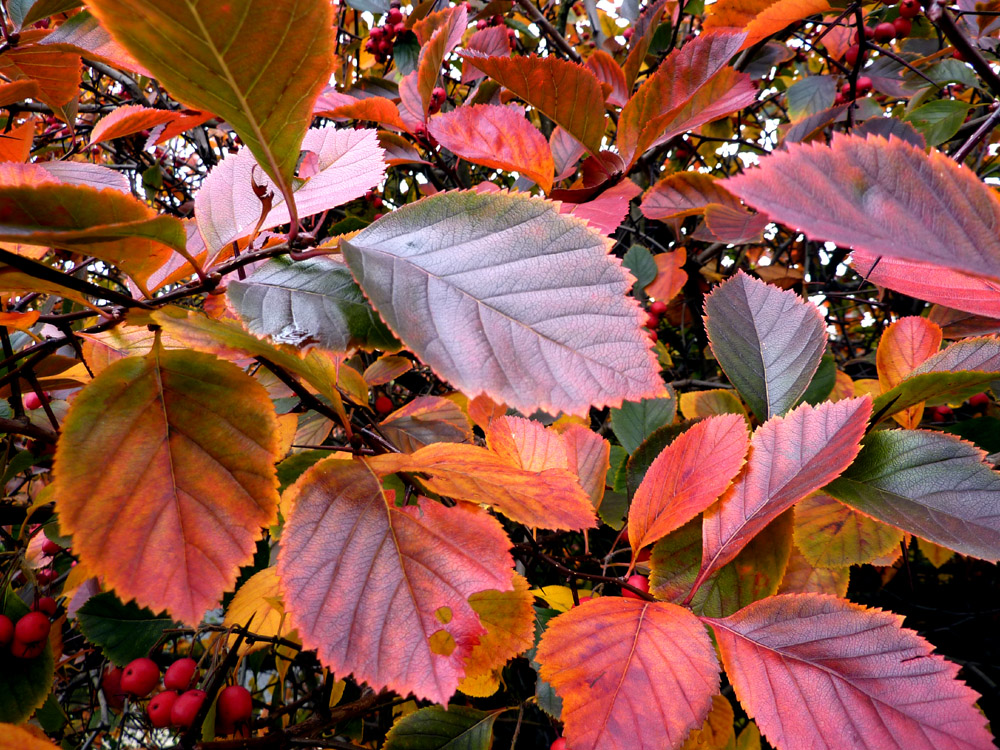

{"left": 704, "top": 271, "right": 827, "bottom": 420}
{"left": 705, "top": 594, "right": 994, "bottom": 750}
{"left": 341, "top": 190, "right": 666, "bottom": 416}
{"left": 825, "top": 429, "right": 1000, "bottom": 562}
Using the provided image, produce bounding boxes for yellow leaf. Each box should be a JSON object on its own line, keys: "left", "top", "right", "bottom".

{"left": 224, "top": 567, "right": 299, "bottom": 654}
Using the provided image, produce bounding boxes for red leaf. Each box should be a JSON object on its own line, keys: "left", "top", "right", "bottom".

{"left": 462, "top": 26, "right": 510, "bottom": 84}
{"left": 536, "top": 598, "right": 720, "bottom": 750}
{"left": 697, "top": 397, "right": 872, "bottom": 593}
{"left": 641, "top": 172, "right": 742, "bottom": 220}
{"left": 414, "top": 5, "right": 468, "bottom": 116}
{"left": 629, "top": 414, "right": 749, "bottom": 553}
{"left": 89, "top": 104, "right": 190, "bottom": 145}
{"left": 0, "top": 30, "right": 80, "bottom": 109}
{"left": 705, "top": 594, "right": 994, "bottom": 750}
{"left": 853, "top": 251, "right": 1000, "bottom": 320}
{"left": 560, "top": 178, "right": 642, "bottom": 235}
{"left": 558, "top": 424, "right": 611, "bottom": 511}
{"left": 462, "top": 54, "right": 607, "bottom": 155}
{"left": 622, "top": 0, "right": 670, "bottom": 92}
{"left": 617, "top": 32, "right": 754, "bottom": 166}
{"left": 726, "top": 134, "right": 1000, "bottom": 282}
{"left": 702, "top": 203, "right": 770, "bottom": 244}
{"left": 584, "top": 50, "right": 628, "bottom": 107}
{"left": 278, "top": 458, "right": 514, "bottom": 704}
{"left": 550, "top": 126, "right": 586, "bottom": 181}
{"left": 428, "top": 104, "right": 554, "bottom": 192}
{"left": 329, "top": 97, "right": 408, "bottom": 132}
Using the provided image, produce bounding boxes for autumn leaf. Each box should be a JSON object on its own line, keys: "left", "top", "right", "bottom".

{"left": 703, "top": 0, "right": 832, "bottom": 50}
{"left": 89, "top": 104, "right": 192, "bottom": 145}
{"left": 536, "top": 598, "right": 720, "bottom": 750}
{"left": 559, "top": 424, "right": 611, "bottom": 511}
{"left": 224, "top": 567, "right": 298, "bottom": 654}
{"left": 37, "top": 10, "right": 149, "bottom": 75}
{"left": 52, "top": 344, "right": 282, "bottom": 625}
{"left": 679, "top": 389, "right": 747, "bottom": 421}
{"left": 366, "top": 432, "right": 597, "bottom": 531}
{"left": 618, "top": 32, "right": 755, "bottom": 167}
{"left": 622, "top": 0, "right": 670, "bottom": 92}
{"left": 705, "top": 594, "right": 994, "bottom": 750}
{"left": 379, "top": 396, "right": 473, "bottom": 452}
{"left": 196, "top": 126, "right": 385, "bottom": 257}
{"left": 428, "top": 104, "right": 555, "bottom": 192}
{"left": 459, "top": 573, "right": 535, "bottom": 691}
{"left": 641, "top": 172, "right": 742, "bottom": 221}
{"left": 0, "top": 182, "right": 188, "bottom": 296}
{"left": 406, "top": 4, "right": 467, "bottom": 119}
{"left": 645, "top": 249, "right": 688, "bottom": 304}
{"left": 853, "top": 251, "right": 1000, "bottom": 320}
{"left": 793, "top": 492, "right": 904, "bottom": 568}
{"left": 0, "top": 31, "right": 80, "bottom": 109}
{"left": 462, "top": 26, "right": 510, "bottom": 84}
{"left": 277, "top": 457, "right": 514, "bottom": 704}
{"left": 461, "top": 54, "right": 607, "bottom": 155}
{"left": 384, "top": 706, "right": 499, "bottom": 750}
{"left": 629, "top": 414, "right": 749, "bottom": 553}
{"left": 342, "top": 190, "right": 665, "bottom": 416}
{"left": 0, "top": 723, "right": 61, "bottom": 750}
{"left": 876, "top": 316, "right": 942, "bottom": 428}
{"left": 777, "top": 544, "right": 850, "bottom": 596}
{"left": 585, "top": 49, "right": 628, "bottom": 107}
{"left": 704, "top": 271, "right": 828, "bottom": 420}
{"left": 725, "top": 134, "right": 1000, "bottom": 282}
{"left": 825, "top": 429, "right": 1000, "bottom": 561}
{"left": 697, "top": 397, "right": 872, "bottom": 594}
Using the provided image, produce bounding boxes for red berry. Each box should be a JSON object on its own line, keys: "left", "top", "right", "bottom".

{"left": 35, "top": 568, "right": 56, "bottom": 585}
{"left": 477, "top": 18, "right": 488, "bottom": 29}
{"left": 953, "top": 47, "right": 966, "bottom": 61}
{"left": 11, "top": 639, "right": 45, "bottom": 659}
{"left": 364, "top": 39, "right": 377, "bottom": 53}
{"left": 646, "top": 330, "right": 658, "bottom": 343}
{"left": 844, "top": 44, "right": 862, "bottom": 66}
{"left": 148, "top": 691, "right": 180, "bottom": 728}
{"left": 645, "top": 312, "right": 660, "bottom": 328}
{"left": 102, "top": 667, "right": 126, "bottom": 709}
{"left": 969, "top": 392, "right": 990, "bottom": 408}
{"left": 394, "top": 22, "right": 407, "bottom": 35}
{"left": 622, "top": 27, "right": 633, "bottom": 40}
{"left": 121, "top": 657, "right": 160, "bottom": 698}
{"left": 23, "top": 392, "right": 43, "bottom": 410}
{"left": 171, "top": 690, "right": 207, "bottom": 729}
{"left": 491, "top": 13, "right": 503, "bottom": 25}
{"left": 834, "top": 92, "right": 847, "bottom": 105}
{"left": 622, "top": 574, "right": 650, "bottom": 599}
{"left": 899, "top": 0, "right": 920, "bottom": 18}
{"left": 370, "top": 25, "right": 383, "bottom": 39}
{"left": 873, "top": 21, "right": 895, "bottom": 42}
{"left": 35, "top": 597, "right": 57, "bottom": 617}
{"left": 14, "top": 611, "right": 50, "bottom": 645}
{"left": 552, "top": 738, "right": 568, "bottom": 750}
{"left": 217, "top": 685, "right": 253, "bottom": 726}
{"left": 374, "top": 395, "right": 394, "bottom": 414}
{"left": 856, "top": 75, "right": 873, "bottom": 94}
{"left": 41, "top": 538, "right": 63, "bottom": 556}
{"left": 893, "top": 17, "right": 911, "bottom": 37}
{"left": 372, "top": 196, "right": 384, "bottom": 209}
{"left": 649, "top": 301, "right": 668, "bottom": 315}
{"left": 431, "top": 86, "right": 446, "bottom": 104}
{"left": 930, "top": 405, "right": 953, "bottom": 422}
{"left": 378, "top": 39, "right": 392, "bottom": 55}
{"left": 387, "top": 7, "right": 403, "bottom": 24}
{"left": 0, "top": 615, "right": 13, "bottom": 647}
{"left": 164, "top": 657, "right": 198, "bottom": 691}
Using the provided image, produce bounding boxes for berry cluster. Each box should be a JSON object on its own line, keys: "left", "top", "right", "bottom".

{"left": 101, "top": 656, "right": 254, "bottom": 735}
{"left": 838, "top": 0, "right": 921, "bottom": 103}
{"left": 0, "top": 605, "right": 54, "bottom": 660}
{"left": 364, "top": 1, "right": 406, "bottom": 64}
{"left": 644, "top": 300, "right": 667, "bottom": 343}
{"left": 35, "top": 537, "right": 65, "bottom": 586}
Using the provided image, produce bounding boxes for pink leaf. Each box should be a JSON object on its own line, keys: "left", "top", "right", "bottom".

{"left": 727, "top": 134, "right": 1000, "bottom": 282}
{"left": 697, "top": 397, "right": 872, "bottom": 593}
{"left": 629, "top": 414, "right": 749, "bottom": 553}
{"left": 195, "top": 126, "right": 385, "bottom": 257}
{"left": 705, "top": 594, "right": 994, "bottom": 750}
{"left": 561, "top": 178, "right": 642, "bottom": 235}
{"left": 462, "top": 26, "right": 510, "bottom": 84}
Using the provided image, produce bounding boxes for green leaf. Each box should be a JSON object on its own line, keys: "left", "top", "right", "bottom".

{"left": 623, "top": 244, "right": 657, "bottom": 291}
{"left": 77, "top": 592, "right": 178, "bottom": 666}
{"left": 649, "top": 511, "right": 792, "bottom": 617}
{"left": 798, "top": 353, "right": 836, "bottom": 406}
{"left": 393, "top": 31, "right": 421, "bottom": 77}
{"left": 0, "top": 593, "right": 54, "bottom": 723}
{"left": 7, "top": 0, "right": 82, "bottom": 30}
{"left": 786, "top": 76, "right": 835, "bottom": 121}
{"left": 610, "top": 389, "right": 677, "bottom": 454}
{"left": 905, "top": 100, "right": 971, "bottom": 147}
{"left": 939, "top": 417, "right": 1000, "bottom": 454}
{"left": 227, "top": 256, "right": 400, "bottom": 353}
{"left": 277, "top": 450, "right": 329, "bottom": 493}
{"left": 384, "top": 705, "right": 498, "bottom": 750}
{"left": 86, "top": 0, "right": 335, "bottom": 207}
{"left": 825, "top": 429, "right": 1000, "bottom": 561}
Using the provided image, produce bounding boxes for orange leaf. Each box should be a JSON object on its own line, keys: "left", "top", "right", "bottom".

{"left": 536, "top": 598, "right": 720, "bottom": 750}
{"left": 0, "top": 310, "right": 40, "bottom": 331}
{"left": 329, "top": 97, "right": 408, "bottom": 131}
{"left": 585, "top": 49, "right": 628, "bottom": 107}
{"left": 0, "top": 33, "right": 80, "bottom": 109}
{"left": 429, "top": 104, "right": 555, "bottom": 193}
{"left": 679, "top": 389, "right": 747, "bottom": 421}
{"left": 0, "top": 80, "right": 40, "bottom": 107}
{"left": 0, "top": 119, "right": 35, "bottom": 164}
{"left": 644, "top": 248, "right": 688, "bottom": 303}
{"left": 618, "top": 32, "right": 754, "bottom": 167}
{"left": 704, "top": 0, "right": 832, "bottom": 51}
{"left": 413, "top": 5, "right": 468, "bottom": 116}
{"left": 488, "top": 415, "right": 569, "bottom": 471}
{"left": 460, "top": 573, "right": 535, "bottom": 687}
{"left": 277, "top": 457, "right": 514, "bottom": 704}
{"left": 697, "top": 397, "right": 872, "bottom": 593}
{"left": 39, "top": 10, "right": 151, "bottom": 75}
{"left": 366, "top": 438, "right": 597, "bottom": 531}
{"left": 89, "top": 104, "right": 189, "bottom": 145}
{"left": 463, "top": 54, "right": 607, "bottom": 155}
{"left": 641, "top": 172, "right": 742, "bottom": 221}
{"left": 558, "top": 424, "right": 611, "bottom": 511}
{"left": 467, "top": 392, "right": 507, "bottom": 432}
{"left": 363, "top": 354, "right": 413, "bottom": 386}
{"left": 0, "top": 723, "right": 61, "bottom": 750}
{"left": 53, "top": 344, "right": 282, "bottom": 624}
{"left": 630, "top": 414, "right": 749, "bottom": 553}
{"left": 876, "top": 316, "right": 943, "bottom": 428}
{"left": 379, "top": 395, "right": 473, "bottom": 452}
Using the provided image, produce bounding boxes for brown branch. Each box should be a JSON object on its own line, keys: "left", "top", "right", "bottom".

{"left": 927, "top": 0, "right": 1000, "bottom": 98}
{"left": 514, "top": 0, "right": 582, "bottom": 63}
{"left": 0, "top": 416, "right": 58, "bottom": 442}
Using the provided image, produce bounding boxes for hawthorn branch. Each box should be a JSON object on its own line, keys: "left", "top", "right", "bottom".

{"left": 514, "top": 0, "right": 582, "bottom": 63}
{"left": 0, "top": 248, "right": 148, "bottom": 310}
{"left": 951, "top": 101, "right": 1000, "bottom": 161}
{"left": 927, "top": 0, "right": 1000, "bottom": 98}
{"left": 0, "top": 416, "right": 58, "bottom": 442}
